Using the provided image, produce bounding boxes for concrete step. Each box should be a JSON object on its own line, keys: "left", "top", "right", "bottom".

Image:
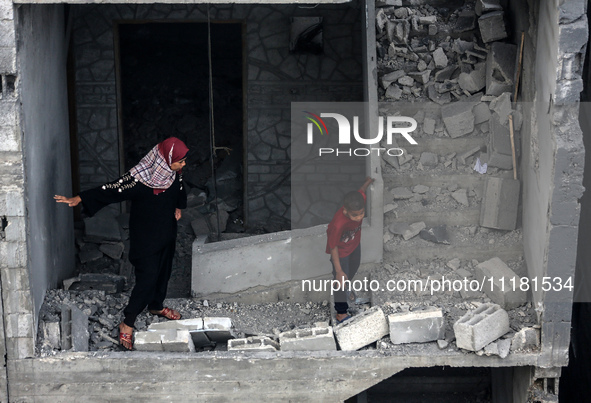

{"left": 383, "top": 226, "right": 523, "bottom": 263}
{"left": 383, "top": 173, "right": 490, "bottom": 188}
{"left": 386, "top": 209, "right": 481, "bottom": 227}
{"left": 397, "top": 136, "right": 487, "bottom": 155}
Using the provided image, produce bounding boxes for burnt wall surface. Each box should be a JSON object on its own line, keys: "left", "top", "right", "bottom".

{"left": 71, "top": 3, "right": 363, "bottom": 227}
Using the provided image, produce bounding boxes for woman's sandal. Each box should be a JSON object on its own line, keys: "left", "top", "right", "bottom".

{"left": 119, "top": 331, "right": 133, "bottom": 350}
{"left": 150, "top": 307, "right": 181, "bottom": 320}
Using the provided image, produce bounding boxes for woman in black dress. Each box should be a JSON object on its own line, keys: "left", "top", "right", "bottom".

{"left": 55, "top": 137, "right": 189, "bottom": 350}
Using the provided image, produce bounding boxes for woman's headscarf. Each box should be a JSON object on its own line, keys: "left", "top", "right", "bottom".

{"left": 129, "top": 137, "right": 189, "bottom": 195}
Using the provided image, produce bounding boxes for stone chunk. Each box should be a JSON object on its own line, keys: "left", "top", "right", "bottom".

{"left": 388, "top": 307, "right": 445, "bottom": 344}
{"left": 333, "top": 307, "right": 389, "bottom": 351}
{"left": 442, "top": 102, "right": 475, "bottom": 138}
{"left": 453, "top": 303, "right": 510, "bottom": 351}
{"left": 419, "top": 152, "right": 438, "bottom": 167}
{"left": 386, "top": 84, "right": 403, "bottom": 100}
{"left": 489, "top": 92, "right": 512, "bottom": 124}
{"left": 387, "top": 19, "right": 410, "bottom": 44}
{"left": 435, "top": 66, "right": 457, "bottom": 82}
{"left": 412, "top": 185, "right": 429, "bottom": 194}
{"left": 486, "top": 42, "right": 517, "bottom": 96}
{"left": 408, "top": 70, "right": 431, "bottom": 84}
{"left": 473, "top": 102, "right": 491, "bottom": 124}
{"left": 279, "top": 327, "right": 337, "bottom": 351}
{"left": 191, "top": 215, "right": 210, "bottom": 236}
{"left": 455, "top": 10, "right": 476, "bottom": 33}
{"left": 458, "top": 63, "right": 486, "bottom": 93}
{"left": 149, "top": 318, "right": 204, "bottom": 331}
{"left": 479, "top": 11, "right": 507, "bottom": 43}
{"left": 432, "top": 47, "right": 448, "bottom": 68}
{"left": 228, "top": 336, "right": 279, "bottom": 352}
{"left": 480, "top": 177, "right": 520, "bottom": 231}
{"left": 99, "top": 242, "right": 125, "bottom": 260}
{"left": 511, "top": 327, "right": 540, "bottom": 351}
{"left": 474, "top": 257, "right": 528, "bottom": 309}
{"left": 403, "top": 222, "right": 426, "bottom": 241}
{"left": 381, "top": 70, "right": 406, "bottom": 89}
{"left": 161, "top": 329, "right": 195, "bottom": 352}
{"left": 391, "top": 187, "right": 413, "bottom": 200}
{"left": 423, "top": 117, "right": 436, "bottom": 135}
{"left": 451, "top": 189, "right": 469, "bottom": 206}
{"left": 398, "top": 76, "right": 414, "bottom": 86}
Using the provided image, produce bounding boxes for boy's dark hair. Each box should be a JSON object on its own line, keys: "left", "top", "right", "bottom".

{"left": 343, "top": 191, "right": 365, "bottom": 211}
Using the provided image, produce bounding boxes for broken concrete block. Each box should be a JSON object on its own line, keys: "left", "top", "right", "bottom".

{"left": 398, "top": 76, "right": 414, "bottom": 86}
{"left": 408, "top": 70, "right": 431, "bottom": 84}
{"left": 387, "top": 19, "right": 410, "bottom": 44}
{"left": 41, "top": 321, "right": 61, "bottom": 349}
{"left": 333, "top": 307, "right": 388, "bottom": 351}
{"left": 388, "top": 307, "right": 445, "bottom": 344}
{"left": 487, "top": 117, "right": 513, "bottom": 170}
{"left": 279, "top": 327, "right": 337, "bottom": 351}
{"left": 385, "top": 84, "right": 403, "bottom": 100}
{"left": 419, "top": 226, "right": 450, "bottom": 244}
{"left": 391, "top": 187, "right": 413, "bottom": 199}
{"left": 160, "top": 329, "right": 195, "bottom": 352}
{"left": 70, "top": 273, "right": 126, "bottom": 294}
{"left": 451, "top": 189, "right": 469, "bottom": 206}
{"left": 453, "top": 303, "right": 510, "bottom": 351}
{"left": 61, "top": 304, "right": 89, "bottom": 352}
{"left": 489, "top": 92, "right": 512, "bottom": 124}
{"left": 473, "top": 102, "right": 491, "bottom": 124}
{"left": 228, "top": 336, "right": 279, "bottom": 352}
{"left": 419, "top": 152, "right": 438, "bottom": 167}
{"left": 84, "top": 209, "right": 122, "bottom": 242}
{"left": 403, "top": 222, "right": 426, "bottom": 241}
{"left": 442, "top": 102, "right": 475, "bottom": 138}
{"left": 423, "top": 117, "right": 436, "bottom": 134}
{"left": 475, "top": 0, "right": 502, "bottom": 16}
{"left": 99, "top": 242, "right": 124, "bottom": 260}
{"left": 381, "top": 70, "right": 406, "bottom": 89}
{"left": 458, "top": 63, "right": 486, "bottom": 93}
{"left": 376, "top": 8, "right": 389, "bottom": 32}
{"left": 78, "top": 243, "right": 103, "bottom": 264}
{"left": 479, "top": 11, "right": 507, "bottom": 43}
{"left": 435, "top": 65, "right": 457, "bottom": 82}
{"left": 428, "top": 24, "right": 437, "bottom": 36}
{"left": 412, "top": 185, "right": 429, "bottom": 194}
{"left": 432, "top": 47, "right": 448, "bottom": 68}
{"left": 511, "top": 327, "right": 540, "bottom": 351}
{"left": 455, "top": 10, "right": 476, "bottom": 32}
{"left": 427, "top": 84, "right": 452, "bottom": 104}
{"left": 480, "top": 177, "right": 520, "bottom": 230}
{"left": 134, "top": 331, "right": 164, "bottom": 351}
{"left": 497, "top": 338, "right": 512, "bottom": 358}
{"left": 486, "top": 42, "right": 517, "bottom": 96}
{"left": 474, "top": 257, "right": 528, "bottom": 309}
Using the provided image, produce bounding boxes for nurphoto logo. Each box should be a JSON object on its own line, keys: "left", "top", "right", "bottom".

{"left": 304, "top": 111, "right": 418, "bottom": 157}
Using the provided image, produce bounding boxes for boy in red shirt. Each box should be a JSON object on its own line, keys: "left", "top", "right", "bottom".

{"left": 326, "top": 177, "right": 374, "bottom": 323}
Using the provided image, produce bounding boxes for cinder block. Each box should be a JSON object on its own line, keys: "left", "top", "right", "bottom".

{"left": 0, "top": 266, "right": 30, "bottom": 291}
{"left": 441, "top": 102, "right": 475, "bottom": 138}
{"left": 160, "top": 329, "right": 195, "bottom": 352}
{"left": 474, "top": 257, "right": 528, "bottom": 309}
{"left": 134, "top": 331, "right": 164, "bottom": 352}
{"left": 60, "top": 304, "right": 89, "bottom": 352}
{"left": 478, "top": 11, "right": 507, "bottom": 43}
{"left": 486, "top": 42, "right": 517, "bottom": 96}
{"left": 480, "top": 177, "right": 520, "bottom": 230}
{"left": 388, "top": 307, "right": 445, "bottom": 344}
{"left": 148, "top": 318, "right": 204, "bottom": 331}
{"left": 4, "top": 216, "right": 25, "bottom": 242}
{"left": 453, "top": 303, "right": 510, "bottom": 351}
{"left": 487, "top": 117, "right": 513, "bottom": 170}
{"left": 3, "top": 289, "right": 32, "bottom": 314}
{"left": 279, "top": 327, "right": 337, "bottom": 351}
{"left": 5, "top": 336, "right": 34, "bottom": 360}
{"left": 0, "top": 241, "right": 27, "bottom": 268}
{"left": 228, "top": 336, "right": 279, "bottom": 352}
{"left": 333, "top": 307, "right": 389, "bottom": 351}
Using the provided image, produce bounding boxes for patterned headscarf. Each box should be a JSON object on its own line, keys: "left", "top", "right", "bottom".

{"left": 129, "top": 137, "right": 189, "bottom": 195}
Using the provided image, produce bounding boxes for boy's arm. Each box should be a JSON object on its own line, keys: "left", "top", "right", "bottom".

{"left": 359, "top": 176, "right": 375, "bottom": 193}
{"left": 330, "top": 246, "right": 348, "bottom": 284}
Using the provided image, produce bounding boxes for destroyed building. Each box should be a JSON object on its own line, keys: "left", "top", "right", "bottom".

{"left": 0, "top": 0, "right": 589, "bottom": 401}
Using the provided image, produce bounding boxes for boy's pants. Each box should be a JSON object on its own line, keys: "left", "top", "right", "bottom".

{"left": 330, "top": 245, "right": 361, "bottom": 315}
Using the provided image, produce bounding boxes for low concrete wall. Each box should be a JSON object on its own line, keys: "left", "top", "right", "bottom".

{"left": 192, "top": 223, "right": 376, "bottom": 297}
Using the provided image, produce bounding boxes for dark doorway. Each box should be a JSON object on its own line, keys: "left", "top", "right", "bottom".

{"left": 116, "top": 21, "right": 244, "bottom": 297}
